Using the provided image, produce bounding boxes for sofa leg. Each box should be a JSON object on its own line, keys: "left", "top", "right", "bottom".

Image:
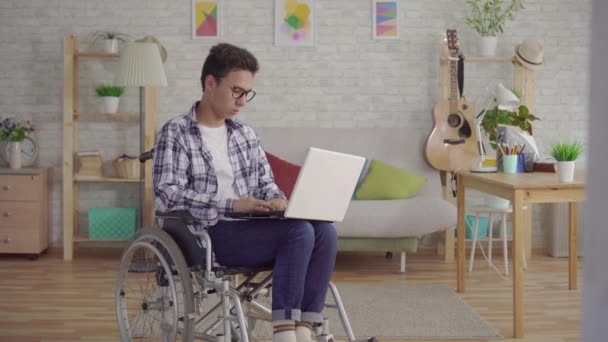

{"left": 400, "top": 252, "right": 406, "bottom": 273}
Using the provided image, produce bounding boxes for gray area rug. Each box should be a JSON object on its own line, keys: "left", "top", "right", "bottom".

{"left": 249, "top": 283, "right": 502, "bottom": 340}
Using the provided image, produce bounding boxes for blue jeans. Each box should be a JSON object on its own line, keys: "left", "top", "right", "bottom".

{"left": 208, "top": 219, "right": 338, "bottom": 323}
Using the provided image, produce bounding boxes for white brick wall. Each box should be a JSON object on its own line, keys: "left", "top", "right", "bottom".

{"left": 0, "top": 0, "right": 591, "bottom": 249}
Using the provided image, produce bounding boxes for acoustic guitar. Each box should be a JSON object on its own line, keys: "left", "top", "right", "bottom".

{"left": 426, "top": 29, "right": 479, "bottom": 172}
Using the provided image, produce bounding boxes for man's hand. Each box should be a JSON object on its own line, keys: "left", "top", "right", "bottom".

{"left": 269, "top": 198, "right": 288, "bottom": 211}
{"left": 232, "top": 197, "right": 276, "bottom": 213}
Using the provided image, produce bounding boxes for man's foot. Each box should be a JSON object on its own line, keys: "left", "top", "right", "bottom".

{"left": 273, "top": 320, "right": 297, "bottom": 342}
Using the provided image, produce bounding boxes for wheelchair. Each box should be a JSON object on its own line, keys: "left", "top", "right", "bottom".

{"left": 115, "top": 149, "right": 377, "bottom": 342}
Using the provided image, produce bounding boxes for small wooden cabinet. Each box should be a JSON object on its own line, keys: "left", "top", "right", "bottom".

{"left": 0, "top": 168, "right": 49, "bottom": 259}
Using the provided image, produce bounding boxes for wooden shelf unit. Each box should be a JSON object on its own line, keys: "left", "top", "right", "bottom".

{"left": 435, "top": 45, "right": 536, "bottom": 263}
{"left": 75, "top": 176, "right": 143, "bottom": 183}
{"left": 75, "top": 112, "right": 140, "bottom": 120}
{"left": 438, "top": 48, "right": 536, "bottom": 114}
{"left": 63, "top": 35, "right": 157, "bottom": 260}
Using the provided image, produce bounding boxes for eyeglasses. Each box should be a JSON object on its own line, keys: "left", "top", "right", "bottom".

{"left": 230, "top": 86, "right": 256, "bottom": 102}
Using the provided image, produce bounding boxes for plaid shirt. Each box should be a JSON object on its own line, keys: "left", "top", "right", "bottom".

{"left": 153, "top": 102, "right": 285, "bottom": 228}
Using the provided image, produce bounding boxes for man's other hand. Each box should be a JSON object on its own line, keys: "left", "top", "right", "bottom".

{"left": 233, "top": 197, "right": 275, "bottom": 213}
{"left": 269, "top": 198, "right": 288, "bottom": 211}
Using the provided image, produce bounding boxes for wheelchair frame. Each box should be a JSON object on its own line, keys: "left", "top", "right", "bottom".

{"left": 115, "top": 209, "right": 376, "bottom": 342}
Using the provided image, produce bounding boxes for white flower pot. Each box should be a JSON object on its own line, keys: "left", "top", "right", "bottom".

{"left": 9, "top": 141, "right": 21, "bottom": 170}
{"left": 104, "top": 39, "right": 118, "bottom": 53}
{"left": 555, "top": 161, "right": 575, "bottom": 183}
{"left": 103, "top": 96, "right": 120, "bottom": 113}
{"left": 479, "top": 36, "right": 498, "bottom": 57}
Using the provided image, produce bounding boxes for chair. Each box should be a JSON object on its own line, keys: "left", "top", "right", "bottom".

{"left": 114, "top": 149, "right": 377, "bottom": 342}
{"left": 467, "top": 206, "right": 527, "bottom": 276}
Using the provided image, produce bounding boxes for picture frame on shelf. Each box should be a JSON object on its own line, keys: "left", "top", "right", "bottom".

{"left": 192, "top": 0, "right": 221, "bottom": 40}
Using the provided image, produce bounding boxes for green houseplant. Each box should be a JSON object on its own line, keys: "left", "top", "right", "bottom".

{"left": 480, "top": 95, "right": 540, "bottom": 150}
{"left": 464, "top": 0, "right": 525, "bottom": 56}
{"left": 549, "top": 141, "right": 583, "bottom": 183}
{"left": 96, "top": 85, "right": 126, "bottom": 114}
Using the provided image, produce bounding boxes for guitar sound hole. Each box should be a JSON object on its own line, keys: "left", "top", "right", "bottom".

{"left": 447, "top": 114, "right": 462, "bottom": 128}
{"left": 458, "top": 120, "right": 472, "bottom": 138}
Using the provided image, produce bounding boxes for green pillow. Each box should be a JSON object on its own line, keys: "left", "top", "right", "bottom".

{"left": 355, "top": 159, "right": 427, "bottom": 200}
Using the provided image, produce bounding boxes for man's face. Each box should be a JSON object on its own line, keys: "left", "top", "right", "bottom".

{"left": 205, "top": 69, "right": 254, "bottom": 119}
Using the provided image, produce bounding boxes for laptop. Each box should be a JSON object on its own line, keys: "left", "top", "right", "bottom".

{"left": 225, "top": 147, "right": 366, "bottom": 222}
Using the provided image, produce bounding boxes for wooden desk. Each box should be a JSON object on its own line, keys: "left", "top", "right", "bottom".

{"left": 456, "top": 171, "right": 586, "bottom": 338}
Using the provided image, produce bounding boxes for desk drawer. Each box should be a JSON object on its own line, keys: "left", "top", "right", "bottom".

{"left": 0, "top": 229, "right": 41, "bottom": 253}
{"left": 0, "top": 202, "right": 40, "bottom": 230}
{"left": 0, "top": 175, "right": 42, "bottom": 201}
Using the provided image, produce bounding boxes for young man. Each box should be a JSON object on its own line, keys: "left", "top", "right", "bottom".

{"left": 153, "top": 43, "right": 338, "bottom": 342}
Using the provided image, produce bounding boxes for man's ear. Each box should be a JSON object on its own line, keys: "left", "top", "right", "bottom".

{"left": 204, "top": 75, "right": 216, "bottom": 90}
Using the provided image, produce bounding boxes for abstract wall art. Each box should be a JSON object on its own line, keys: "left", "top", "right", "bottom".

{"left": 372, "top": 0, "right": 399, "bottom": 40}
{"left": 192, "top": 0, "right": 220, "bottom": 39}
{"left": 275, "top": 0, "right": 315, "bottom": 47}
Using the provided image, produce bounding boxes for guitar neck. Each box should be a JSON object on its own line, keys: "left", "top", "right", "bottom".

{"left": 449, "top": 58, "right": 458, "bottom": 114}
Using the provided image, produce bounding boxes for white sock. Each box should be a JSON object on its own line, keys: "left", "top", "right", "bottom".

{"left": 273, "top": 320, "right": 297, "bottom": 342}
{"left": 296, "top": 321, "right": 316, "bottom": 342}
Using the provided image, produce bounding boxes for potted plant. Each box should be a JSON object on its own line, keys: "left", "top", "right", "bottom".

{"left": 0, "top": 117, "right": 35, "bottom": 169}
{"left": 89, "top": 31, "right": 130, "bottom": 53}
{"left": 549, "top": 141, "right": 583, "bottom": 183}
{"left": 480, "top": 94, "right": 539, "bottom": 150}
{"left": 464, "top": 0, "right": 525, "bottom": 56}
{"left": 95, "top": 85, "right": 126, "bottom": 113}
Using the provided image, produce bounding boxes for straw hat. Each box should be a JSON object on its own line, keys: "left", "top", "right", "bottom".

{"left": 514, "top": 39, "right": 544, "bottom": 70}
{"left": 135, "top": 35, "right": 167, "bottom": 63}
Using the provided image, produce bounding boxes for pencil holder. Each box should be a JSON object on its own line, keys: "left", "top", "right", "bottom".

{"left": 517, "top": 154, "right": 526, "bottom": 173}
{"left": 502, "top": 155, "right": 518, "bottom": 174}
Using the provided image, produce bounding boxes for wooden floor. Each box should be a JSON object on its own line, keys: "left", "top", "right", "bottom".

{"left": 0, "top": 249, "right": 581, "bottom": 342}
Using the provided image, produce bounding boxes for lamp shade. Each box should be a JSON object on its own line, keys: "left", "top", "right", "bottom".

{"left": 114, "top": 42, "right": 167, "bottom": 87}
{"left": 496, "top": 83, "right": 519, "bottom": 111}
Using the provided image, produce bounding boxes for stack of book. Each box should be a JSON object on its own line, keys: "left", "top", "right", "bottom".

{"left": 76, "top": 151, "right": 103, "bottom": 178}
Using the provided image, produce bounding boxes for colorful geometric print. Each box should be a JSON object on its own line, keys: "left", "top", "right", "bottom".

{"left": 376, "top": 2, "right": 397, "bottom": 37}
{"left": 195, "top": 1, "right": 218, "bottom": 37}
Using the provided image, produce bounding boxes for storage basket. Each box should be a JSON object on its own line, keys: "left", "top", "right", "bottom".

{"left": 88, "top": 207, "right": 136, "bottom": 240}
{"left": 113, "top": 155, "right": 140, "bottom": 179}
{"left": 455, "top": 215, "right": 490, "bottom": 239}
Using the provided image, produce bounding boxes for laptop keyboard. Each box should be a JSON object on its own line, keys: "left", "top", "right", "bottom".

{"left": 225, "top": 211, "right": 285, "bottom": 219}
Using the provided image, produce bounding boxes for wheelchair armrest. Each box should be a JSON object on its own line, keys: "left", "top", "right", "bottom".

{"left": 155, "top": 210, "right": 196, "bottom": 225}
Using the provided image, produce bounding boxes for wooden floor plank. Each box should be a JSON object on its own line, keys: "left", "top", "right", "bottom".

{"left": 0, "top": 249, "right": 581, "bottom": 341}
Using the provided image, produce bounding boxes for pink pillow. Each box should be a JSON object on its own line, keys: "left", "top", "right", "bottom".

{"left": 264, "top": 151, "right": 301, "bottom": 199}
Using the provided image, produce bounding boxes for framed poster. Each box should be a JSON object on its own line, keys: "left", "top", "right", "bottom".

{"left": 275, "top": 0, "right": 315, "bottom": 47}
{"left": 372, "top": 0, "right": 399, "bottom": 40}
{"left": 192, "top": 0, "right": 220, "bottom": 39}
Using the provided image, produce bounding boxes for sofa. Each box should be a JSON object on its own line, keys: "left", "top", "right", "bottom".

{"left": 254, "top": 127, "right": 457, "bottom": 272}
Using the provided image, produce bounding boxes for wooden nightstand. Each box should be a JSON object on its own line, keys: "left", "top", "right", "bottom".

{"left": 0, "top": 168, "right": 50, "bottom": 259}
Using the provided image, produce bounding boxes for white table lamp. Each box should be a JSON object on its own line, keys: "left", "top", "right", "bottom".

{"left": 471, "top": 83, "right": 520, "bottom": 173}
{"left": 114, "top": 42, "right": 168, "bottom": 231}
{"left": 115, "top": 42, "right": 167, "bottom": 87}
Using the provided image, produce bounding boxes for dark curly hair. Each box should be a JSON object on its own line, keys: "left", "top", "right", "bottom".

{"left": 201, "top": 43, "right": 259, "bottom": 91}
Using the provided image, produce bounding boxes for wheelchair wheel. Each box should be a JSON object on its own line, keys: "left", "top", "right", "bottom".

{"left": 116, "top": 227, "right": 195, "bottom": 341}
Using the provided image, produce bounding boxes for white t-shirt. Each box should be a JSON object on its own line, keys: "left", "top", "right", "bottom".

{"left": 198, "top": 124, "right": 238, "bottom": 202}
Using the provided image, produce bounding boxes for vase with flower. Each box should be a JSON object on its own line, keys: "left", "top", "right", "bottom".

{"left": 0, "top": 117, "right": 35, "bottom": 169}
